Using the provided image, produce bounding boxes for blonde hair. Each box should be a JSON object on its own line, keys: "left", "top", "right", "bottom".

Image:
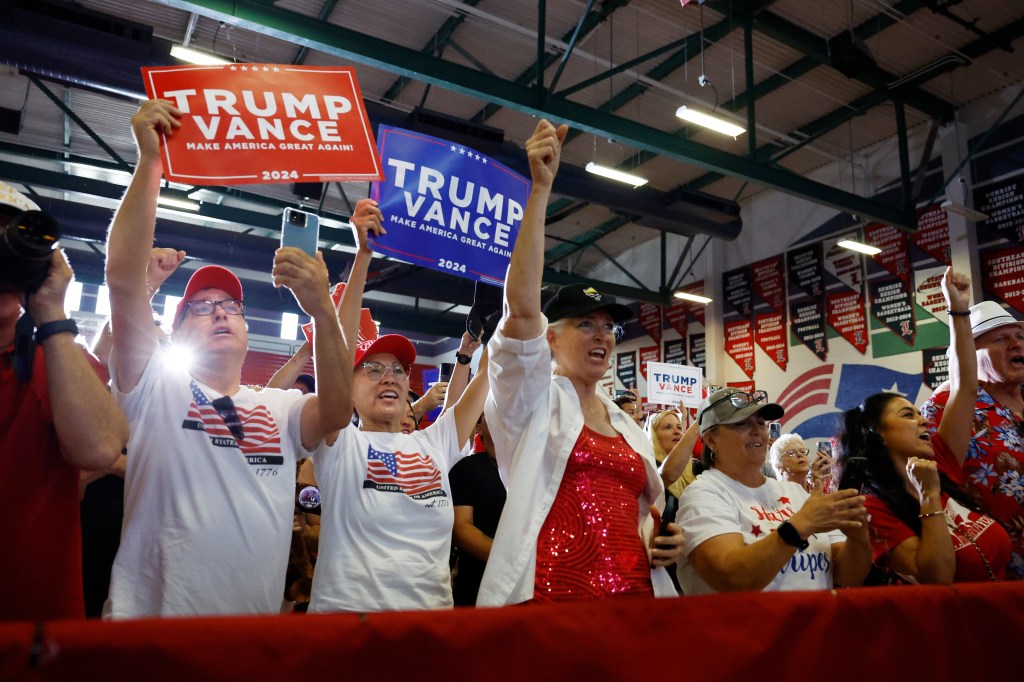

{"left": 645, "top": 409, "right": 682, "bottom": 463}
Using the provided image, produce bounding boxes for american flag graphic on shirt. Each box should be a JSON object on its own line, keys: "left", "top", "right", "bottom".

{"left": 182, "top": 380, "right": 282, "bottom": 457}
{"left": 364, "top": 444, "right": 446, "bottom": 500}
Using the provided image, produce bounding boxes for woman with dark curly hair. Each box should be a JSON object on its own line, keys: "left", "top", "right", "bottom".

{"left": 834, "top": 268, "right": 1011, "bottom": 583}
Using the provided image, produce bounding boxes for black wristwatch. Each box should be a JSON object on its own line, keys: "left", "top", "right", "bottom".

{"left": 35, "top": 319, "right": 79, "bottom": 343}
{"left": 777, "top": 521, "right": 809, "bottom": 550}
{"left": 455, "top": 352, "right": 472, "bottom": 365}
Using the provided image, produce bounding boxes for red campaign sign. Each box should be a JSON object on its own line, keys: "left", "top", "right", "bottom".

{"left": 301, "top": 283, "right": 377, "bottom": 346}
{"left": 751, "top": 256, "right": 785, "bottom": 314}
{"left": 638, "top": 303, "right": 663, "bottom": 344}
{"left": 865, "top": 223, "right": 911, "bottom": 283}
{"left": 754, "top": 311, "right": 788, "bottom": 370}
{"left": 141, "top": 65, "right": 384, "bottom": 185}
{"left": 827, "top": 290, "right": 869, "bottom": 354}
{"left": 909, "top": 205, "right": 951, "bottom": 265}
{"left": 981, "top": 246, "right": 1024, "bottom": 315}
{"left": 639, "top": 345, "right": 661, "bottom": 381}
{"left": 724, "top": 319, "right": 755, "bottom": 379}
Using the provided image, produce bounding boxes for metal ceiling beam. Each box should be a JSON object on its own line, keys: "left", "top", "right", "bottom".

{"left": 751, "top": 11, "right": 954, "bottom": 122}
{"left": 468, "top": 0, "right": 630, "bottom": 125}
{"left": 152, "top": 0, "right": 914, "bottom": 227}
{"left": 618, "top": 0, "right": 927, "bottom": 173}
{"left": 545, "top": 215, "right": 632, "bottom": 264}
{"left": 380, "top": 0, "right": 483, "bottom": 103}
{"left": 683, "top": 13, "right": 1024, "bottom": 194}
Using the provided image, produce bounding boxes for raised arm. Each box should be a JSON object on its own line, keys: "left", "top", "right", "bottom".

{"left": 452, "top": 345, "right": 490, "bottom": 449}
{"left": 273, "top": 247, "right": 351, "bottom": 448}
{"left": 266, "top": 341, "right": 312, "bottom": 391}
{"left": 105, "top": 100, "right": 181, "bottom": 392}
{"left": 936, "top": 266, "right": 976, "bottom": 465}
{"left": 93, "top": 247, "right": 184, "bottom": 369}
{"left": 31, "top": 250, "right": 128, "bottom": 469}
{"left": 442, "top": 332, "right": 482, "bottom": 413}
{"left": 660, "top": 413, "right": 699, "bottom": 488}
{"left": 500, "top": 120, "right": 568, "bottom": 341}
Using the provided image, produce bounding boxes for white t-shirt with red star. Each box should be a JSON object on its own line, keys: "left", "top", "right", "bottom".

{"left": 677, "top": 468, "right": 845, "bottom": 594}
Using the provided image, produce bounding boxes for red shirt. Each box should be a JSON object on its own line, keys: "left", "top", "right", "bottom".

{"left": 865, "top": 432, "right": 1012, "bottom": 582}
{"left": 533, "top": 426, "right": 654, "bottom": 602}
{"left": 922, "top": 387, "right": 1024, "bottom": 579}
{"left": 0, "top": 340, "right": 105, "bottom": 620}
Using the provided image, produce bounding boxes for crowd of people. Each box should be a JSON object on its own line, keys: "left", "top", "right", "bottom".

{"left": 2, "top": 104, "right": 1022, "bottom": 623}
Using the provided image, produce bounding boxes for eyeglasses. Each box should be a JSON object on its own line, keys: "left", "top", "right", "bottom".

{"left": 359, "top": 361, "right": 409, "bottom": 381}
{"left": 184, "top": 298, "right": 245, "bottom": 316}
{"left": 781, "top": 448, "right": 810, "bottom": 458}
{"left": 210, "top": 395, "right": 245, "bottom": 442}
{"left": 700, "top": 390, "right": 769, "bottom": 426}
{"left": 296, "top": 484, "right": 321, "bottom": 515}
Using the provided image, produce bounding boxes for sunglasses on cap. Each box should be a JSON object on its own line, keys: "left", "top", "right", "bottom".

{"left": 699, "top": 390, "right": 769, "bottom": 426}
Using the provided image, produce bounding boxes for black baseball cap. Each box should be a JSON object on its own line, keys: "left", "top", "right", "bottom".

{"left": 542, "top": 284, "right": 632, "bottom": 324}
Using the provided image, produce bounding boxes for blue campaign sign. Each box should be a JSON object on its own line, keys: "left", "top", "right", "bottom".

{"left": 369, "top": 125, "right": 530, "bottom": 286}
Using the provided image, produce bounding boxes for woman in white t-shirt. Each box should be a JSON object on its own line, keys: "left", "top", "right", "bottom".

{"left": 307, "top": 199, "right": 487, "bottom": 613}
{"left": 676, "top": 388, "right": 872, "bottom": 594}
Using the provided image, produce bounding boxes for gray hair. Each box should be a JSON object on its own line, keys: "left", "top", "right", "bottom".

{"left": 769, "top": 432, "right": 807, "bottom": 475}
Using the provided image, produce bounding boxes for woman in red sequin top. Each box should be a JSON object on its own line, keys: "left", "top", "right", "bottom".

{"left": 477, "top": 120, "right": 683, "bottom": 606}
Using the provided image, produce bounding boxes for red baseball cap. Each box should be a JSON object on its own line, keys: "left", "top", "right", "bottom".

{"left": 173, "top": 265, "right": 244, "bottom": 330}
{"left": 353, "top": 334, "right": 416, "bottom": 367}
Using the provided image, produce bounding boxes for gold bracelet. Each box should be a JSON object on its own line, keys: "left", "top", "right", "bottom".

{"left": 918, "top": 510, "right": 944, "bottom": 519}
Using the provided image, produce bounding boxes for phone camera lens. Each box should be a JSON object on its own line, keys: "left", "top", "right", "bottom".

{"left": 288, "top": 211, "right": 306, "bottom": 227}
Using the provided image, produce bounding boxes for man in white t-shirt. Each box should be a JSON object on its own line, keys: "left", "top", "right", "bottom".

{"left": 103, "top": 99, "right": 353, "bottom": 618}
{"left": 308, "top": 198, "right": 488, "bottom": 612}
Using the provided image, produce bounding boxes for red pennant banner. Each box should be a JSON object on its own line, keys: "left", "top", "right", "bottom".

{"left": 302, "top": 283, "right": 377, "bottom": 346}
{"left": 826, "top": 290, "right": 868, "bottom": 354}
{"left": 665, "top": 300, "right": 688, "bottom": 337}
{"left": 981, "top": 246, "right": 1024, "bottom": 315}
{"left": 865, "top": 223, "right": 912, "bottom": 283}
{"left": 754, "top": 311, "right": 788, "bottom": 370}
{"left": 638, "top": 303, "right": 663, "bottom": 344}
{"left": 679, "top": 280, "right": 706, "bottom": 326}
{"left": 725, "top": 319, "right": 755, "bottom": 379}
{"left": 751, "top": 256, "right": 786, "bottom": 313}
{"left": 140, "top": 64, "right": 384, "bottom": 185}
{"left": 639, "top": 345, "right": 661, "bottom": 381}
{"left": 909, "top": 205, "right": 951, "bottom": 265}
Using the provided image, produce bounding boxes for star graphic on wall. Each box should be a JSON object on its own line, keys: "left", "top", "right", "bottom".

{"left": 272, "top": 66, "right": 280, "bottom": 72}
{"left": 229, "top": 65, "right": 237, "bottom": 71}
{"left": 262, "top": 66, "right": 270, "bottom": 72}
{"left": 450, "top": 145, "right": 458, "bottom": 152}
{"left": 778, "top": 496, "right": 790, "bottom": 505}
{"left": 459, "top": 147, "right": 466, "bottom": 155}
{"left": 751, "top": 524, "right": 763, "bottom": 537}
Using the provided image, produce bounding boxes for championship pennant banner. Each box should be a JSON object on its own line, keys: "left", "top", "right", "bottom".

{"left": 639, "top": 303, "right": 663, "bottom": 344}
{"left": 140, "top": 65, "right": 383, "bottom": 185}
{"left": 751, "top": 255, "right": 788, "bottom": 370}
{"left": 616, "top": 351, "right": 637, "bottom": 389}
{"left": 823, "top": 232, "right": 868, "bottom": 354}
{"left": 787, "top": 243, "right": 828, "bottom": 360}
{"left": 724, "top": 319, "right": 755, "bottom": 379}
{"left": 370, "top": 125, "right": 530, "bottom": 286}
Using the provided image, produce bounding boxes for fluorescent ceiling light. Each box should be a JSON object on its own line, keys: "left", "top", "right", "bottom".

{"left": 837, "top": 239, "right": 882, "bottom": 256}
{"left": 674, "top": 291, "right": 713, "bottom": 304}
{"left": 585, "top": 162, "right": 648, "bottom": 188}
{"left": 675, "top": 106, "right": 746, "bottom": 138}
{"left": 171, "top": 45, "right": 231, "bottom": 65}
{"left": 941, "top": 200, "right": 989, "bottom": 223}
{"left": 157, "top": 194, "right": 201, "bottom": 211}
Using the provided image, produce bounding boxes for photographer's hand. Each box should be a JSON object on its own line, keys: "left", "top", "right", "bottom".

{"left": 27, "top": 249, "right": 73, "bottom": 325}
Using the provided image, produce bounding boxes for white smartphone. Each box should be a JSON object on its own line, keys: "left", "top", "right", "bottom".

{"left": 281, "top": 208, "right": 320, "bottom": 257}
